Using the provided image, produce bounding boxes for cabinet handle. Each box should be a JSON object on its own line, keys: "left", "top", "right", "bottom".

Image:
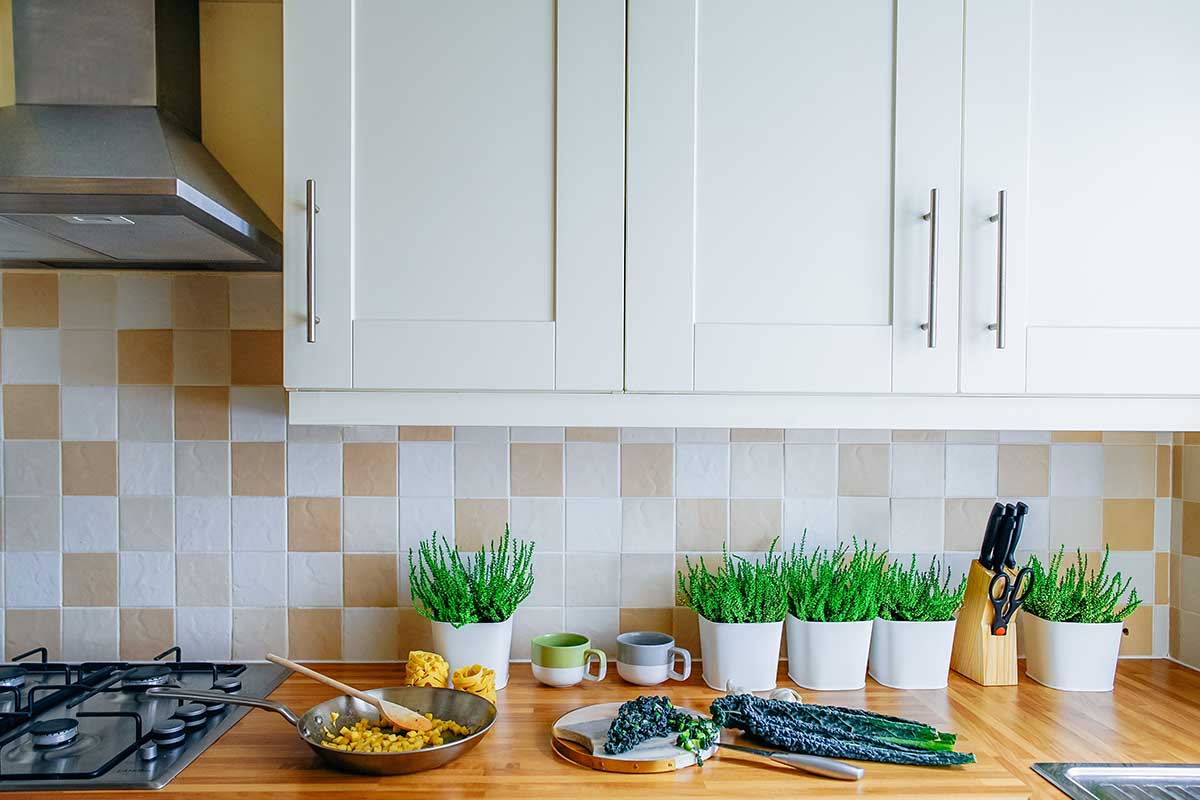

{"left": 986, "top": 189, "right": 1007, "bottom": 350}
{"left": 305, "top": 179, "right": 320, "bottom": 343}
{"left": 918, "top": 188, "right": 939, "bottom": 349}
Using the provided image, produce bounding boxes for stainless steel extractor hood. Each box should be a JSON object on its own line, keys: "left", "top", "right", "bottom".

{"left": 0, "top": 0, "right": 281, "bottom": 270}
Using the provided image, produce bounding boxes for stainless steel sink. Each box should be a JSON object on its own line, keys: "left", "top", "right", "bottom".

{"left": 1034, "top": 763, "right": 1200, "bottom": 799}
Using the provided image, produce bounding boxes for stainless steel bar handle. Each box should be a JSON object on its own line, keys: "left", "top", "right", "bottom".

{"left": 986, "top": 189, "right": 1007, "bottom": 350}
{"left": 918, "top": 188, "right": 939, "bottom": 348}
{"left": 305, "top": 178, "right": 320, "bottom": 343}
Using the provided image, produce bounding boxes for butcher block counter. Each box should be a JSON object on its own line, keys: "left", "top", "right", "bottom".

{"left": 15, "top": 660, "right": 1200, "bottom": 800}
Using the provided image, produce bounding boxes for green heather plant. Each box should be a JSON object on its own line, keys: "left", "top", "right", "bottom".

{"left": 676, "top": 540, "right": 787, "bottom": 624}
{"left": 408, "top": 525, "right": 535, "bottom": 627}
{"left": 783, "top": 535, "right": 887, "bottom": 622}
{"left": 1022, "top": 546, "right": 1141, "bottom": 624}
{"left": 878, "top": 555, "right": 966, "bottom": 622}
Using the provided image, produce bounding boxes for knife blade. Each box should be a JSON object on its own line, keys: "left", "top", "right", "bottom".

{"left": 1003, "top": 501, "right": 1029, "bottom": 569}
{"left": 718, "top": 743, "right": 865, "bottom": 781}
{"left": 979, "top": 502, "right": 1005, "bottom": 569}
{"left": 989, "top": 505, "right": 1016, "bottom": 572}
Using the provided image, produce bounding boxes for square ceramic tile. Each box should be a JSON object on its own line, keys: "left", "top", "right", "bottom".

{"left": 118, "top": 387, "right": 173, "bottom": 441}
{"left": 675, "top": 499, "right": 726, "bottom": 551}
{"left": 785, "top": 429, "right": 837, "bottom": 443}
{"left": 232, "top": 552, "right": 288, "bottom": 607}
{"left": 997, "top": 431, "right": 1052, "bottom": 444}
{"left": 4, "top": 609, "right": 62, "bottom": 659}
{"left": 784, "top": 444, "right": 837, "bottom": 497}
{"left": 510, "top": 607, "right": 565, "bottom": 660}
{"left": 836, "top": 497, "right": 890, "bottom": 549}
{"left": 397, "top": 442, "right": 452, "bottom": 497}
{"left": 119, "top": 442, "right": 174, "bottom": 495}
{"left": 676, "top": 428, "right": 729, "bottom": 443}
{"left": 288, "top": 425, "right": 342, "bottom": 444}
{"left": 565, "top": 443, "right": 619, "bottom": 497}
{"left": 62, "top": 608, "right": 119, "bottom": 660}
{"left": 117, "top": 275, "right": 171, "bottom": 328}
{"left": 62, "top": 441, "right": 118, "bottom": 496}
{"left": 526, "top": 553, "right": 565, "bottom": 606}
{"left": 61, "top": 387, "right": 118, "bottom": 440}
{"left": 342, "top": 426, "right": 397, "bottom": 443}
{"left": 620, "top": 428, "right": 674, "bottom": 443}
{"left": 564, "top": 554, "right": 619, "bottom": 606}
{"left": 892, "top": 430, "right": 946, "bottom": 443}
{"left": 510, "top": 426, "right": 564, "bottom": 442}
{"left": 509, "top": 443, "right": 563, "bottom": 497}
{"left": 174, "top": 386, "right": 229, "bottom": 441}
{"left": 621, "top": 498, "right": 674, "bottom": 553}
{"left": 730, "top": 444, "right": 783, "bottom": 498}
{"left": 118, "top": 496, "right": 174, "bottom": 551}
{"left": 118, "top": 608, "right": 174, "bottom": 659}
{"left": 59, "top": 273, "right": 116, "bottom": 330}
{"left": 399, "top": 497, "right": 455, "bottom": 554}
{"left": 891, "top": 444, "right": 945, "bottom": 498}
{"left": 454, "top": 442, "right": 508, "bottom": 498}
{"left": 507, "top": 498, "right": 563, "bottom": 552}
{"left": 231, "top": 496, "right": 287, "bottom": 551}
{"left": 1049, "top": 497, "right": 1104, "bottom": 550}
{"left": 176, "top": 553, "right": 230, "bottom": 606}
{"left": 453, "top": 427, "right": 506, "bottom": 443}
{"left": 619, "top": 554, "right": 674, "bottom": 607}
{"left": 4, "top": 384, "right": 60, "bottom": 439}
{"left": 343, "top": 608, "right": 403, "bottom": 660}
{"left": 783, "top": 498, "right": 838, "bottom": 552}
{"left": 176, "top": 607, "right": 232, "bottom": 660}
{"left": 287, "top": 608, "right": 341, "bottom": 659}
{"left": 230, "top": 387, "right": 286, "bottom": 441}
{"left": 287, "top": 498, "right": 341, "bottom": 552}
{"left": 2, "top": 329, "right": 60, "bottom": 383}
{"left": 342, "top": 442, "right": 398, "bottom": 497}
{"left": 4, "top": 441, "right": 60, "bottom": 496}
{"left": 232, "top": 608, "right": 286, "bottom": 660}
{"left": 565, "top": 499, "right": 621, "bottom": 553}
{"left": 4, "top": 497, "right": 61, "bottom": 550}
{"left": 60, "top": 331, "right": 117, "bottom": 386}
{"left": 1103, "top": 445, "right": 1156, "bottom": 498}
{"left": 287, "top": 443, "right": 342, "bottom": 497}
{"left": 452, "top": 499, "right": 506, "bottom": 551}
{"left": 118, "top": 552, "right": 174, "bottom": 607}
{"left": 731, "top": 429, "right": 784, "bottom": 443}
{"left": 945, "top": 444, "right": 998, "bottom": 498}
{"left": 1000, "top": 496, "right": 1050, "bottom": 553}
{"left": 1106, "top": 551, "right": 1155, "bottom": 601}
{"left": 838, "top": 429, "right": 890, "bottom": 443}
{"left": 231, "top": 442, "right": 285, "bottom": 496}
{"left": 997, "top": 444, "right": 1050, "bottom": 497}
{"left": 62, "top": 496, "right": 118, "bottom": 552}
{"left": 947, "top": 430, "right": 998, "bottom": 443}
{"left": 1050, "top": 444, "right": 1104, "bottom": 497}
{"left": 944, "top": 498, "right": 996, "bottom": 551}
{"left": 620, "top": 444, "right": 673, "bottom": 497}
{"left": 117, "top": 330, "right": 172, "bottom": 384}
{"left": 175, "top": 496, "right": 231, "bottom": 552}
{"left": 565, "top": 427, "right": 617, "bottom": 443}
{"left": 562, "top": 607, "right": 619, "bottom": 656}
{"left": 675, "top": 444, "right": 729, "bottom": 498}
{"left": 175, "top": 442, "right": 230, "bottom": 496}
{"left": 343, "top": 497, "right": 399, "bottom": 552}
{"left": 288, "top": 552, "right": 343, "bottom": 607}
{"left": 729, "top": 499, "right": 782, "bottom": 551}
{"left": 838, "top": 444, "right": 890, "bottom": 497}
{"left": 172, "top": 275, "right": 229, "bottom": 330}
{"left": 1155, "top": 498, "right": 1171, "bottom": 551}
{"left": 890, "top": 498, "right": 945, "bottom": 553}
{"left": 229, "top": 275, "right": 282, "bottom": 329}
{"left": 174, "top": 330, "right": 230, "bottom": 385}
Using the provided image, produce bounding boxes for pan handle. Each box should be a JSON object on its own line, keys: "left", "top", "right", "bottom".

{"left": 146, "top": 687, "right": 301, "bottom": 726}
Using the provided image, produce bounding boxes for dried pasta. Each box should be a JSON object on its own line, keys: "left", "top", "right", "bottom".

{"left": 320, "top": 711, "right": 471, "bottom": 753}
{"left": 405, "top": 650, "right": 449, "bottom": 688}
{"left": 451, "top": 663, "right": 497, "bottom": 703}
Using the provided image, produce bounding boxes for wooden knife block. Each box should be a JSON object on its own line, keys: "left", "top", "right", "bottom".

{"left": 951, "top": 559, "right": 1019, "bottom": 686}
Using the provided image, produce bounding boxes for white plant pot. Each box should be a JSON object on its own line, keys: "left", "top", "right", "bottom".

{"left": 785, "top": 616, "right": 873, "bottom": 691}
{"left": 867, "top": 618, "right": 956, "bottom": 690}
{"left": 697, "top": 617, "right": 783, "bottom": 691}
{"left": 429, "top": 617, "right": 514, "bottom": 690}
{"left": 1022, "top": 612, "right": 1124, "bottom": 692}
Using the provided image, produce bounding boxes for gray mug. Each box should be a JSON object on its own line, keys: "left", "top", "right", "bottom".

{"left": 616, "top": 631, "right": 692, "bottom": 686}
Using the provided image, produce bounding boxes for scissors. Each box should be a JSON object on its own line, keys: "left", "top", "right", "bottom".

{"left": 987, "top": 567, "right": 1034, "bottom": 636}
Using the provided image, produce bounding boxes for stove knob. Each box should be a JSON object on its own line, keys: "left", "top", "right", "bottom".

{"left": 139, "top": 741, "right": 159, "bottom": 761}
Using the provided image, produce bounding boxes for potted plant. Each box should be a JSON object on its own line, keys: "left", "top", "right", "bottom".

{"left": 783, "top": 538, "right": 886, "bottom": 690}
{"left": 408, "top": 525, "right": 534, "bottom": 690}
{"left": 1021, "top": 546, "right": 1140, "bottom": 692}
{"left": 868, "top": 556, "right": 966, "bottom": 689}
{"left": 677, "top": 541, "right": 787, "bottom": 691}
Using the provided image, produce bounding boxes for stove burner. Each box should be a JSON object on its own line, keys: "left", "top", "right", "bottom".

{"left": 30, "top": 718, "right": 78, "bottom": 748}
{"left": 151, "top": 718, "right": 186, "bottom": 748}
{"left": 212, "top": 676, "right": 242, "bottom": 693}
{"left": 0, "top": 666, "right": 28, "bottom": 689}
{"left": 173, "top": 703, "right": 208, "bottom": 730}
{"left": 124, "top": 665, "right": 171, "bottom": 688}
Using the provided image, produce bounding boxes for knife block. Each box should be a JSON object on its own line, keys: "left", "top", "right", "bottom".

{"left": 950, "top": 560, "right": 1019, "bottom": 686}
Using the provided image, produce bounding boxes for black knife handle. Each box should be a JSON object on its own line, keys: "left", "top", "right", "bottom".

{"left": 979, "top": 502, "right": 1005, "bottom": 569}
{"left": 1004, "top": 501, "right": 1030, "bottom": 569}
{"left": 990, "top": 507, "right": 1015, "bottom": 573}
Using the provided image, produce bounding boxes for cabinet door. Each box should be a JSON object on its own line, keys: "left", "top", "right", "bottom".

{"left": 626, "top": 0, "right": 962, "bottom": 393}
{"left": 283, "top": 0, "right": 625, "bottom": 391}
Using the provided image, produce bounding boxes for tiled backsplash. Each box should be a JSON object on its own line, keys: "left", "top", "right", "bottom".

{"left": 0, "top": 270, "right": 1179, "bottom": 664}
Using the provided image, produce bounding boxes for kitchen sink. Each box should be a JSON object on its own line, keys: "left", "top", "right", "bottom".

{"left": 1034, "top": 763, "right": 1200, "bottom": 799}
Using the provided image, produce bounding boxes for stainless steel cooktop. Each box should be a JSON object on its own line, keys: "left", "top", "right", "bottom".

{"left": 1034, "top": 762, "right": 1200, "bottom": 799}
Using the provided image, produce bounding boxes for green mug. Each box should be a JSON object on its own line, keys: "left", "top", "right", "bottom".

{"left": 530, "top": 633, "right": 607, "bottom": 687}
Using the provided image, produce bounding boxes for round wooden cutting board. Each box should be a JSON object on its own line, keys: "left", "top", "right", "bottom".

{"left": 551, "top": 702, "right": 718, "bottom": 774}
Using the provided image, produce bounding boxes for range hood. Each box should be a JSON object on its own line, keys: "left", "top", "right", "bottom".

{"left": 0, "top": 0, "right": 281, "bottom": 270}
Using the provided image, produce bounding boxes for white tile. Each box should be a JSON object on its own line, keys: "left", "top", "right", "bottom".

{"left": 508, "top": 498, "right": 563, "bottom": 552}
{"left": 730, "top": 443, "right": 783, "bottom": 498}
{"left": 63, "top": 496, "right": 118, "bottom": 552}
{"left": 399, "top": 497, "right": 454, "bottom": 554}
{"left": 119, "top": 442, "right": 173, "bottom": 495}
{"left": 676, "top": 428, "right": 729, "bottom": 443}
{"left": 287, "top": 442, "right": 342, "bottom": 497}
{"left": 620, "top": 428, "right": 674, "bottom": 443}
{"left": 232, "top": 552, "right": 287, "bottom": 606}
{"left": 232, "top": 608, "right": 287, "bottom": 660}
{"left": 1156, "top": 432, "right": 1173, "bottom": 445}
{"left": 510, "top": 426, "right": 564, "bottom": 442}
{"left": 527, "top": 552, "right": 565, "bottom": 606}
{"left": 119, "top": 552, "right": 174, "bottom": 606}
{"left": 621, "top": 498, "right": 674, "bottom": 553}
{"left": 510, "top": 606, "right": 565, "bottom": 660}
{"left": 344, "top": 497, "right": 399, "bottom": 552}
{"left": 119, "top": 496, "right": 173, "bottom": 550}
{"left": 343, "top": 608, "right": 402, "bottom": 660}
{"left": 59, "top": 330, "right": 116, "bottom": 387}
{"left": 565, "top": 499, "right": 621, "bottom": 553}
{"left": 4, "top": 441, "right": 60, "bottom": 496}
{"left": 783, "top": 498, "right": 838, "bottom": 552}
{"left": 61, "top": 386, "right": 118, "bottom": 440}
{"left": 1153, "top": 605, "right": 1169, "bottom": 657}
{"left": 947, "top": 430, "right": 999, "bottom": 443}
{"left": 891, "top": 444, "right": 945, "bottom": 498}
{"left": 945, "top": 444, "right": 998, "bottom": 498}
{"left": 176, "top": 496, "right": 230, "bottom": 552}
{"left": 565, "top": 443, "right": 619, "bottom": 498}
{"left": 118, "top": 387, "right": 173, "bottom": 441}
{"left": 997, "top": 431, "right": 1052, "bottom": 444}
{"left": 562, "top": 606, "right": 619, "bottom": 657}
{"left": 229, "top": 275, "right": 282, "bottom": 329}
{"left": 287, "top": 424, "right": 342, "bottom": 443}
{"left": 453, "top": 442, "right": 507, "bottom": 498}
{"left": 176, "top": 607, "right": 232, "bottom": 660}
{"left": 2, "top": 329, "right": 59, "bottom": 383}
{"left": 117, "top": 274, "right": 172, "bottom": 328}
{"left": 230, "top": 387, "right": 286, "bottom": 441}
{"left": 783, "top": 444, "right": 837, "bottom": 497}
{"left": 4, "top": 552, "right": 58, "bottom": 607}
{"left": 175, "top": 443, "right": 230, "bottom": 496}
{"left": 785, "top": 429, "right": 837, "bottom": 443}
{"left": 1050, "top": 444, "right": 1104, "bottom": 497}
{"left": 398, "top": 442, "right": 453, "bottom": 497}
{"left": 836, "top": 497, "right": 890, "bottom": 549}
{"left": 231, "top": 496, "right": 287, "bottom": 551}
{"left": 4, "top": 497, "right": 60, "bottom": 550}
{"left": 62, "top": 608, "right": 119, "bottom": 660}
{"left": 1155, "top": 498, "right": 1171, "bottom": 551}
{"left": 59, "top": 273, "right": 116, "bottom": 329}
{"left": 342, "top": 425, "right": 397, "bottom": 442}
{"left": 619, "top": 553, "right": 674, "bottom": 607}
{"left": 675, "top": 443, "right": 729, "bottom": 498}
{"left": 453, "top": 426, "right": 506, "bottom": 443}
{"left": 1105, "top": 551, "right": 1155, "bottom": 605}
{"left": 838, "top": 429, "right": 890, "bottom": 443}
{"left": 288, "top": 552, "right": 342, "bottom": 606}
{"left": 564, "top": 554, "right": 619, "bottom": 606}
{"left": 1049, "top": 497, "right": 1104, "bottom": 550}
{"left": 890, "top": 498, "right": 945, "bottom": 553}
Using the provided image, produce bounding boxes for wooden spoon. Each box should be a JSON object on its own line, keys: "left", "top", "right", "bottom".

{"left": 266, "top": 654, "right": 433, "bottom": 732}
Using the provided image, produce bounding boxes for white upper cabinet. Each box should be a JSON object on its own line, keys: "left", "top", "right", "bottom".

{"left": 283, "top": 0, "right": 625, "bottom": 391}
{"left": 626, "top": 0, "right": 963, "bottom": 393}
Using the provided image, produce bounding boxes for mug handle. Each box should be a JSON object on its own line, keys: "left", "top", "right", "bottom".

{"left": 582, "top": 649, "right": 607, "bottom": 682}
{"left": 668, "top": 646, "right": 692, "bottom": 681}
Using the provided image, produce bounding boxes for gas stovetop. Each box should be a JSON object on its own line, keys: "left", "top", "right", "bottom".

{"left": 0, "top": 646, "right": 288, "bottom": 791}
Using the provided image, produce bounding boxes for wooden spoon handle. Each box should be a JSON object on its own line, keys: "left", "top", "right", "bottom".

{"left": 266, "top": 653, "right": 380, "bottom": 708}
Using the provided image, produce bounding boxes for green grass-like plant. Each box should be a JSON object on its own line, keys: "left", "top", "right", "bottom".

{"left": 783, "top": 535, "right": 887, "bottom": 622}
{"left": 1022, "top": 546, "right": 1140, "bottom": 624}
{"left": 878, "top": 555, "right": 966, "bottom": 622}
{"left": 408, "top": 525, "right": 535, "bottom": 627}
{"left": 676, "top": 540, "right": 787, "bottom": 624}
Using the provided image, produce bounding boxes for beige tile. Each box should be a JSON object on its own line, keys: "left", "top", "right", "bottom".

{"left": 892, "top": 430, "right": 946, "bottom": 443}
{"left": 343, "top": 608, "right": 402, "bottom": 660}
{"left": 997, "top": 444, "right": 1049, "bottom": 497}
{"left": 454, "top": 499, "right": 508, "bottom": 552}
{"left": 1102, "top": 499, "right": 1154, "bottom": 550}
{"left": 1103, "top": 431, "right": 1156, "bottom": 445}
{"left": 672, "top": 607, "right": 700, "bottom": 656}
{"left": 229, "top": 275, "right": 283, "bottom": 330}
{"left": 1180, "top": 609, "right": 1200, "bottom": 667}
{"left": 1157, "top": 552, "right": 1170, "bottom": 605}
{"left": 731, "top": 428, "right": 784, "bottom": 442}
{"left": 288, "top": 609, "right": 342, "bottom": 660}
{"left": 60, "top": 273, "right": 116, "bottom": 329}
{"left": 288, "top": 497, "right": 341, "bottom": 551}
{"left": 1170, "top": 607, "right": 1181, "bottom": 660}
{"left": 119, "top": 497, "right": 175, "bottom": 550}
{"left": 510, "top": 443, "right": 563, "bottom": 497}
{"left": 173, "top": 330, "right": 230, "bottom": 385}
{"left": 566, "top": 427, "right": 618, "bottom": 443}
{"left": 343, "top": 443, "right": 397, "bottom": 497}
{"left": 1052, "top": 431, "right": 1103, "bottom": 443}
{"left": 1120, "top": 604, "right": 1152, "bottom": 657}
{"left": 172, "top": 274, "right": 229, "bottom": 329}
{"left": 729, "top": 499, "right": 781, "bottom": 552}
{"left": 4, "top": 385, "right": 59, "bottom": 439}
{"left": 396, "top": 608, "right": 434, "bottom": 654}
{"left": 176, "top": 553, "right": 230, "bottom": 606}
{"left": 343, "top": 554, "right": 399, "bottom": 607}
{"left": 119, "top": 608, "right": 174, "bottom": 660}
{"left": 1186, "top": 432, "right": 1200, "bottom": 446}
{"left": 1103, "top": 445, "right": 1156, "bottom": 498}
{"left": 1183, "top": 502, "right": 1200, "bottom": 557}
{"left": 60, "top": 330, "right": 117, "bottom": 385}
{"left": 3, "top": 273, "right": 58, "bottom": 327}
{"left": 1183, "top": 447, "right": 1200, "bottom": 502}
{"left": 1172, "top": 553, "right": 1181, "bottom": 607}
{"left": 5, "top": 610, "right": 61, "bottom": 660}
{"left": 1173, "top": 445, "right": 1184, "bottom": 500}
{"left": 233, "top": 608, "right": 286, "bottom": 660}
{"left": 676, "top": 499, "right": 727, "bottom": 551}
{"left": 175, "top": 387, "right": 230, "bottom": 440}
{"left": 1050, "top": 497, "right": 1104, "bottom": 550}
{"left": 619, "top": 608, "right": 674, "bottom": 635}
{"left": 1181, "top": 556, "right": 1200, "bottom": 613}
{"left": 837, "top": 444, "right": 890, "bottom": 497}
{"left": 231, "top": 442, "right": 286, "bottom": 496}
{"left": 62, "top": 553, "right": 118, "bottom": 606}
{"left": 61, "top": 441, "right": 117, "bottom": 496}
{"left": 398, "top": 426, "right": 453, "bottom": 442}
{"left": 620, "top": 444, "right": 673, "bottom": 497}
{"left": 118, "top": 330, "right": 173, "bottom": 384}
{"left": 944, "top": 498, "right": 996, "bottom": 551}
{"left": 1158, "top": 445, "right": 1172, "bottom": 498}
{"left": 231, "top": 330, "right": 283, "bottom": 385}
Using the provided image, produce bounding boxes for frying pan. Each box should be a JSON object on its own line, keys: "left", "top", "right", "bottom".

{"left": 147, "top": 686, "right": 497, "bottom": 775}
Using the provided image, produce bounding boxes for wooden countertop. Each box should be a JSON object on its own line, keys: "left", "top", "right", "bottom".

{"left": 16, "top": 659, "right": 1200, "bottom": 799}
